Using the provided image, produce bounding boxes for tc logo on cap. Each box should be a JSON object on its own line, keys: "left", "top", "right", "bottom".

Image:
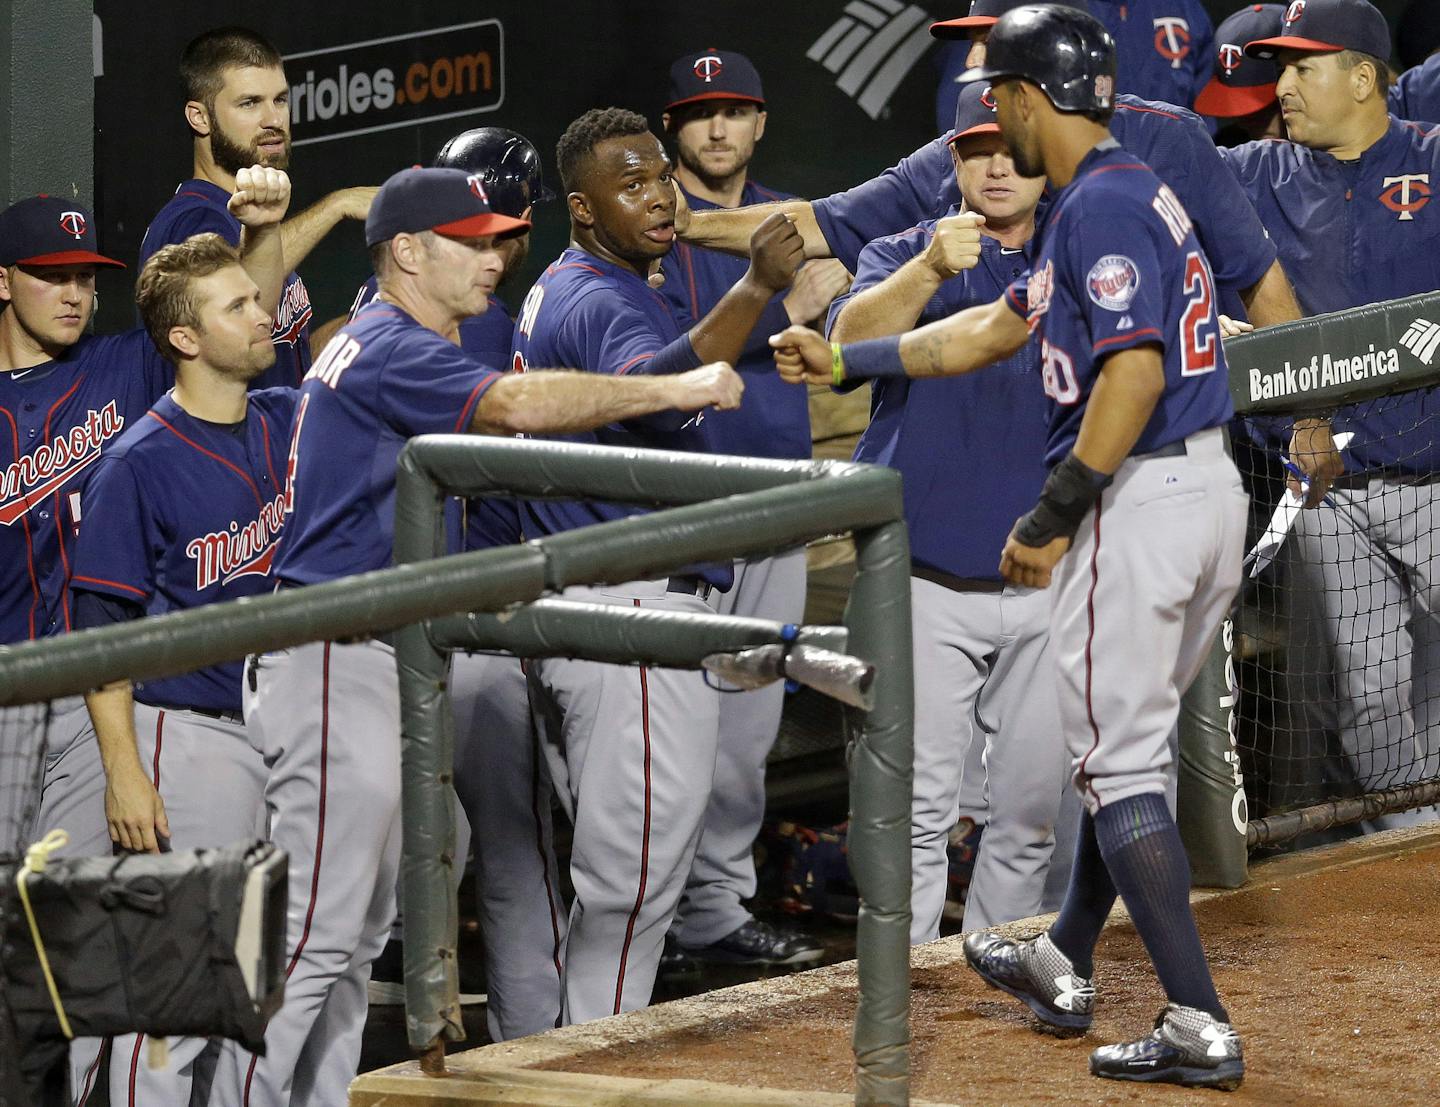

{"left": 693, "top": 54, "right": 723, "bottom": 82}
{"left": 467, "top": 174, "right": 489, "bottom": 203}
{"left": 980, "top": 86, "right": 996, "bottom": 111}
{"left": 59, "top": 211, "right": 86, "bottom": 240}
{"left": 1218, "top": 43, "right": 1244, "bottom": 77}
{"left": 1284, "top": 0, "right": 1305, "bottom": 25}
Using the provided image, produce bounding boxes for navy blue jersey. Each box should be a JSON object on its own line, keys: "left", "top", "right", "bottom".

{"left": 1221, "top": 119, "right": 1440, "bottom": 472}
{"left": 812, "top": 94, "right": 1275, "bottom": 313}
{"left": 140, "top": 180, "right": 313, "bottom": 391}
{"left": 70, "top": 390, "right": 298, "bottom": 711}
{"left": 659, "top": 180, "right": 810, "bottom": 461}
{"left": 349, "top": 275, "right": 522, "bottom": 550}
{"left": 512, "top": 247, "right": 731, "bottom": 590}
{"left": 0, "top": 331, "right": 173, "bottom": 643}
{"left": 274, "top": 302, "right": 500, "bottom": 586}
{"left": 1090, "top": 0, "right": 1214, "bottom": 111}
{"left": 840, "top": 217, "right": 1049, "bottom": 581}
{"left": 1007, "top": 140, "right": 1232, "bottom": 467}
{"left": 1391, "top": 56, "right": 1440, "bottom": 125}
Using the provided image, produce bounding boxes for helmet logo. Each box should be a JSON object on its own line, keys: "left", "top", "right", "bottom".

{"left": 1284, "top": 1, "right": 1305, "bottom": 25}
{"left": 1094, "top": 74, "right": 1114, "bottom": 106}
{"left": 694, "top": 54, "right": 724, "bottom": 83}
{"left": 58, "top": 211, "right": 87, "bottom": 240}
{"left": 1218, "top": 43, "right": 1244, "bottom": 77}
{"left": 467, "top": 174, "right": 489, "bottom": 203}
{"left": 980, "top": 86, "right": 997, "bottom": 112}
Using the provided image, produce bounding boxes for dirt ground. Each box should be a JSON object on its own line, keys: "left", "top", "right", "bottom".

{"left": 533, "top": 843, "right": 1440, "bottom": 1105}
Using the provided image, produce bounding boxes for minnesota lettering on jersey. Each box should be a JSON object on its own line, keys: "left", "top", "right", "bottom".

{"left": 0, "top": 400, "right": 125, "bottom": 526}
{"left": 273, "top": 276, "right": 314, "bottom": 346}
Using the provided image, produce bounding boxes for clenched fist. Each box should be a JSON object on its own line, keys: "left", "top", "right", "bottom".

{"left": 768, "top": 325, "right": 834, "bottom": 385}
{"left": 921, "top": 211, "right": 986, "bottom": 280}
{"left": 671, "top": 361, "right": 745, "bottom": 412}
{"left": 747, "top": 212, "right": 805, "bottom": 294}
{"left": 228, "top": 165, "right": 292, "bottom": 228}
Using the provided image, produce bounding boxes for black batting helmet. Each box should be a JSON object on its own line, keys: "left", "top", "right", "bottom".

{"left": 432, "top": 127, "right": 554, "bottom": 219}
{"left": 961, "top": 3, "right": 1116, "bottom": 114}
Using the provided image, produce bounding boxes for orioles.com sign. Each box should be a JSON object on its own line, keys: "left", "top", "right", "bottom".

{"left": 283, "top": 19, "right": 504, "bottom": 146}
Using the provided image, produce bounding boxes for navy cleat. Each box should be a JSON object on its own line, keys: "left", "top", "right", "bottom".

{"left": 963, "top": 930, "right": 1095, "bottom": 1033}
{"left": 1090, "top": 1003, "right": 1244, "bottom": 1091}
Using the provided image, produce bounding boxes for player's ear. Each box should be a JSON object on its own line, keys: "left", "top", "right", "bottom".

{"left": 753, "top": 110, "right": 767, "bottom": 142}
{"left": 568, "top": 191, "right": 595, "bottom": 229}
{"left": 168, "top": 325, "right": 200, "bottom": 360}
{"left": 0, "top": 266, "right": 12, "bottom": 305}
{"left": 185, "top": 100, "right": 213, "bottom": 139}
{"left": 389, "top": 233, "right": 425, "bottom": 276}
{"left": 661, "top": 111, "right": 673, "bottom": 133}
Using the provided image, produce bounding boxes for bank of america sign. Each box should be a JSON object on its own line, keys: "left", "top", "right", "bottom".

{"left": 807, "top": 0, "right": 936, "bottom": 119}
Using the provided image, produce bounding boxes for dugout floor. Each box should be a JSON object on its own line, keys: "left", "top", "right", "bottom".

{"left": 350, "top": 823, "right": 1440, "bottom": 1106}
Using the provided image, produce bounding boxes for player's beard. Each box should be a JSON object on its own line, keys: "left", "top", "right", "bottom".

{"left": 210, "top": 120, "right": 292, "bottom": 178}
{"left": 676, "top": 139, "right": 754, "bottom": 195}
{"left": 1003, "top": 133, "right": 1044, "bottom": 180}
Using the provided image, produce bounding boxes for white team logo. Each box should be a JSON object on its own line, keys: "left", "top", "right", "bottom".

{"left": 1086, "top": 255, "right": 1141, "bottom": 311}
{"left": 1152, "top": 17, "right": 1192, "bottom": 70}
{"left": 1401, "top": 317, "right": 1440, "bottom": 366}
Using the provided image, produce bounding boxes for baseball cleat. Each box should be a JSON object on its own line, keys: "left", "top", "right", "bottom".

{"left": 682, "top": 918, "right": 825, "bottom": 966}
{"left": 1090, "top": 1003, "right": 1244, "bottom": 1091}
{"left": 963, "top": 930, "right": 1095, "bottom": 1033}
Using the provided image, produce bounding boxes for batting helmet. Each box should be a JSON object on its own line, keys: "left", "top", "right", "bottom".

{"left": 432, "top": 128, "right": 554, "bottom": 219}
{"left": 960, "top": 3, "right": 1117, "bottom": 114}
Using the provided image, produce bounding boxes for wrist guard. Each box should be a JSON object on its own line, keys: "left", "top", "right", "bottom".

{"left": 1013, "top": 452, "right": 1113, "bottom": 547}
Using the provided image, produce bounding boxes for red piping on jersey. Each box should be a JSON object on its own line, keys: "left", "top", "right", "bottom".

{"left": 614, "top": 598, "right": 653, "bottom": 1015}
{"left": 152, "top": 711, "right": 165, "bottom": 789}
{"left": 1085, "top": 162, "right": 1149, "bottom": 177}
{"left": 1115, "top": 103, "right": 1182, "bottom": 121}
{"left": 258, "top": 413, "right": 280, "bottom": 489}
{"left": 530, "top": 722, "right": 565, "bottom": 1001}
{"left": 548, "top": 261, "right": 606, "bottom": 278}
{"left": 680, "top": 244, "right": 701, "bottom": 320}
{"left": 616, "top": 353, "right": 655, "bottom": 375}
{"left": 126, "top": 1029, "right": 143, "bottom": 1106}
{"left": 42, "top": 376, "right": 86, "bottom": 633}
{"left": 454, "top": 374, "right": 499, "bottom": 433}
{"left": 0, "top": 407, "right": 44, "bottom": 640}
{"left": 147, "top": 412, "right": 264, "bottom": 509}
{"left": 75, "top": 1040, "right": 105, "bottom": 1105}
{"left": 1093, "top": 328, "right": 1162, "bottom": 354}
{"left": 245, "top": 642, "right": 331, "bottom": 1104}
{"left": 1078, "top": 497, "right": 1105, "bottom": 807}
{"left": 72, "top": 573, "right": 148, "bottom": 599}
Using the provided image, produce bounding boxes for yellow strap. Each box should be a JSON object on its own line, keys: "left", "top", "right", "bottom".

{"left": 830, "top": 342, "right": 846, "bottom": 387}
{"left": 16, "top": 829, "right": 74, "bottom": 1039}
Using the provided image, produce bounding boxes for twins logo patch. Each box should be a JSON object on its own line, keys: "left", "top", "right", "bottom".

{"left": 1153, "top": 17, "right": 1191, "bottom": 69}
{"left": 1284, "top": 0, "right": 1305, "bottom": 25}
{"left": 59, "top": 211, "right": 86, "bottom": 239}
{"left": 1380, "top": 174, "right": 1431, "bottom": 221}
{"left": 467, "top": 173, "right": 489, "bottom": 203}
{"left": 980, "top": 85, "right": 996, "bottom": 111}
{"left": 1087, "top": 255, "right": 1140, "bottom": 311}
{"left": 694, "top": 54, "right": 723, "bottom": 82}
{"left": 1218, "top": 43, "right": 1244, "bottom": 77}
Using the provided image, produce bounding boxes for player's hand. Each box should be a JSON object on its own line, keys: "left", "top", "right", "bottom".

{"left": 105, "top": 762, "right": 171, "bottom": 853}
{"left": 784, "top": 259, "right": 854, "bottom": 326}
{"left": 671, "top": 180, "right": 692, "bottom": 238}
{"left": 920, "top": 212, "right": 986, "bottom": 280}
{"left": 999, "top": 530, "right": 1071, "bottom": 589}
{"left": 331, "top": 185, "right": 380, "bottom": 221}
{"left": 672, "top": 361, "right": 744, "bottom": 412}
{"left": 1218, "top": 314, "right": 1254, "bottom": 339}
{"left": 768, "top": 325, "right": 833, "bottom": 385}
{"left": 229, "top": 166, "right": 292, "bottom": 228}
{"left": 747, "top": 212, "right": 805, "bottom": 294}
{"left": 1288, "top": 417, "right": 1344, "bottom": 508}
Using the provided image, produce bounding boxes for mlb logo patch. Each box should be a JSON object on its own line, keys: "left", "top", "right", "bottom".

{"left": 1087, "top": 255, "right": 1141, "bottom": 311}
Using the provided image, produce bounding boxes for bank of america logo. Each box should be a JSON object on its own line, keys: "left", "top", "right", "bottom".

{"left": 1401, "top": 317, "right": 1440, "bottom": 366}
{"left": 808, "top": 0, "right": 936, "bottom": 119}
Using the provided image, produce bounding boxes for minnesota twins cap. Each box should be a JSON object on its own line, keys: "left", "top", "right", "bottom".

{"left": 365, "top": 167, "right": 531, "bottom": 248}
{"left": 930, "top": 0, "right": 1091, "bottom": 40}
{"left": 1195, "top": 4, "right": 1286, "bottom": 117}
{"left": 0, "top": 196, "right": 124, "bottom": 268}
{"left": 947, "top": 80, "right": 1002, "bottom": 143}
{"left": 1246, "top": 0, "right": 1391, "bottom": 60}
{"left": 665, "top": 49, "right": 765, "bottom": 112}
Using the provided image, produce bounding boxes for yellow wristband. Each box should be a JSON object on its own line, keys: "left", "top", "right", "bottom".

{"left": 831, "top": 342, "right": 846, "bottom": 387}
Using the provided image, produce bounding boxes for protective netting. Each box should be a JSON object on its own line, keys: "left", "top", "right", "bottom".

{"left": 0, "top": 701, "right": 51, "bottom": 864}
{"left": 1232, "top": 387, "right": 1440, "bottom": 836}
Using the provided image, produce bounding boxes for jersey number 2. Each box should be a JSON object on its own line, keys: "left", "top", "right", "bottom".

{"left": 1180, "top": 252, "right": 1218, "bottom": 377}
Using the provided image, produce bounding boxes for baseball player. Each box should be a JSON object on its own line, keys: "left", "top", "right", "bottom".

{"left": 227, "top": 166, "right": 743, "bottom": 1105}
{"left": 826, "top": 80, "right": 1063, "bottom": 940}
{"left": 932, "top": 0, "right": 1214, "bottom": 131}
{"left": 675, "top": 0, "right": 1300, "bottom": 331}
{"left": 1390, "top": 1, "right": 1440, "bottom": 125}
{"left": 514, "top": 107, "right": 801, "bottom": 1023}
{"left": 1220, "top": 0, "right": 1440, "bottom": 827}
{"left": 140, "top": 27, "right": 376, "bottom": 389}
{"left": 0, "top": 174, "right": 289, "bottom": 1104}
{"left": 657, "top": 49, "right": 845, "bottom": 968}
{"left": 71, "top": 230, "right": 296, "bottom": 1107}
{"left": 772, "top": 5, "right": 1249, "bottom": 1087}
{"left": 343, "top": 128, "right": 568, "bottom": 1041}
{"left": 1194, "top": 4, "right": 1286, "bottom": 140}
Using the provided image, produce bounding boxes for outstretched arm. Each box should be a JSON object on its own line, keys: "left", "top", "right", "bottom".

{"left": 279, "top": 187, "right": 378, "bottom": 270}
{"left": 772, "top": 292, "right": 1029, "bottom": 385}
{"left": 472, "top": 362, "right": 744, "bottom": 436}
{"left": 677, "top": 188, "right": 830, "bottom": 259}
